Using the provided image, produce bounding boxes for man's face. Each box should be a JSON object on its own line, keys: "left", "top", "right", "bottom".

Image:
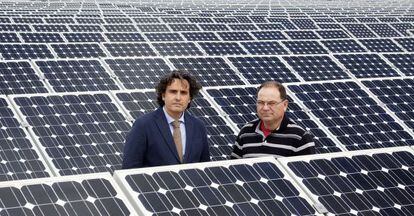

{"left": 163, "top": 79, "right": 191, "bottom": 118}
{"left": 256, "top": 86, "right": 288, "bottom": 125}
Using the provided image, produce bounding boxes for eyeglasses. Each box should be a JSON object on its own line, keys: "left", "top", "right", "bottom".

{"left": 256, "top": 100, "right": 286, "bottom": 108}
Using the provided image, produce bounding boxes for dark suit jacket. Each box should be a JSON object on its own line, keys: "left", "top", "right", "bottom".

{"left": 122, "top": 107, "right": 210, "bottom": 169}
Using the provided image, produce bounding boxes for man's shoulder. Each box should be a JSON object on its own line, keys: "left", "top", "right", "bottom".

{"left": 239, "top": 119, "right": 260, "bottom": 132}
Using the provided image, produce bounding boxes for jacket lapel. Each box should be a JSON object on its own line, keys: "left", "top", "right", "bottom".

{"left": 154, "top": 107, "right": 180, "bottom": 162}
{"left": 183, "top": 113, "right": 194, "bottom": 162}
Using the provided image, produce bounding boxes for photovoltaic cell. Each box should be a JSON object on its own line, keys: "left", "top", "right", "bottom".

{"left": 152, "top": 42, "right": 204, "bottom": 56}
{"left": 280, "top": 147, "right": 414, "bottom": 216}
{"left": 0, "top": 44, "right": 54, "bottom": 60}
{"left": 0, "top": 173, "right": 134, "bottom": 215}
{"left": 114, "top": 157, "right": 318, "bottom": 216}
{"left": 103, "top": 43, "right": 156, "bottom": 57}
{"left": 282, "top": 40, "right": 328, "bottom": 54}
{"left": 240, "top": 41, "right": 288, "bottom": 55}
{"left": 12, "top": 92, "right": 130, "bottom": 175}
{"left": 144, "top": 33, "right": 184, "bottom": 42}
{"left": 289, "top": 81, "right": 414, "bottom": 151}
{"left": 395, "top": 38, "right": 414, "bottom": 52}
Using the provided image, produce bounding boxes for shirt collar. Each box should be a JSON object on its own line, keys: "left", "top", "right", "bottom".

{"left": 163, "top": 106, "right": 185, "bottom": 124}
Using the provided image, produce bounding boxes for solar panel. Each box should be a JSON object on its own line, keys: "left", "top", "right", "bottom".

{"left": 251, "top": 31, "right": 286, "bottom": 40}
{"left": 50, "top": 43, "right": 106, "bottom": 58}
{"left": 103, "top": 43, "right": 156, "bottom": 57}
{"left": 217, "top": 31, "right": 254, "bottom": 41}
{"left": 321, "top": 39, "right": 367, "bottom": 53}
{"left": 282, "top": 41, "right": 328, "bottom": 54}
{"left": 390, "top": 23, "right": 414, "bottom": 36}
{"left": 334, "top": 54, "right": 399, "bottom": 78}
{"left": 169, "top": 24, "right": 200, "bottom": 31}
{"left": 35, "top": 59, "right": 120, "bottom": 92}
{"left": 104, "top": 58, "right": 171, "bottom": 89}
{"left": 182, "top": 32, "right": 220, "bottom": 41}
{"left": 104, "top": 33, "right": 145, "bottom": 42}
{"left": 343, "top": 24, "right": 377, "bottom": 38}
{"left": 137, "top": 24, "right": 169, "bottom": 32}
{"left": 285, "top": 31, "right": 320, "bottom": 40}
{"left": 199, "top": 24, "right": 229, "bottom": 31}
{"left": 240, "top": 41, "right": 288, "bottom": 55}
{"left": 104, "top": 24, "right": 137, "bottom": 32}
{"left": 169, "top": 57, "right": 245, "bottom": 86}
{"left": 367, "top": 23, "right": 403, "bottom": 37}
{"left": 0, "top": 95, "right": 51, "bottom": 181}
{"left": 199, "top": 42, "right": 247, "bottom": 55}
{"left": 228, "top": 24, "right": 257, "bottom": 31}
{"left": 0, "top": 32, "right": 20, "bottom": 43}
{"left": 362, "top": 78, "right": 414, "bottom": 131}
{"left": 279, "top": 146, "right": 414, "bottom": 215}
{"left": 383, "top": 54, "right": 414, "bottom": 76}
{"left": 11, "top": 92, "right": 130, "bottom": 175}
{"left": 69, "top": 25, "right": 103, "bottom": 32}
{"left": 152, "top": 42, "right": 204, "bottom": 56}
{"left": 0, "top": 172, "right": 135, "bottom": 215}
{"left": 63, "top": 33, "right": 106, "bottom": 42}
{"left": 33, "top": 24, "right": 69, "bottom": 32}
{"left": 359, "top": 39, "right": 403, "bottom": 53}
{"left": 395, "top": 38, "right": 414, "bottom": 52}
{"left": 114, "top": 157, "right": 319, "bottom": 215}
{"left": 144, "top": 32, "right": 184, "bottom": 42}
{"left": 289, "top": 81, "right": 414, "bottom": 150}
{"left": 283, "top": 55, "right": 350, "bottom": 81}
{"left": 228, "top": 56, "right": 298, "bottom": 84}
{"left": 0, "top": 44, "right": 54, "bottom": 60}
{"left": 316, "top": 30, "right": 349, "bottom": 39}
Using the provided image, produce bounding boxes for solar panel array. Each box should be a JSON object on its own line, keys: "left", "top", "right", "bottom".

{"left": 0, "top": 0, "right": 413, "bottom": 215}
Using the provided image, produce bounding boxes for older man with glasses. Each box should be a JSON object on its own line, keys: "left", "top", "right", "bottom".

{"left": 231, "top": 81, "right": 315, "bottom": 159}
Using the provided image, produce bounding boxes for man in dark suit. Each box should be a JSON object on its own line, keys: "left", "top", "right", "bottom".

{"left": 122, "top": 71, "right": 210, "bottom": 169}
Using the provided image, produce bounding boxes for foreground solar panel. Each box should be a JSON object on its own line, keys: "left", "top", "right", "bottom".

{"left": 10, "top": 92, "right": 131, "bottom": 175}
{"left": 279, "top": 146, "right": 414, "bottom": 216}
{"left": 114, "top": 157, "right": 319, "bottom": 215}
{"left": 205, "top": 86, "right": 341, "bottom": 153}
{"left": 0, "top": 96, "right": 51, "bottom": 181}
{"left": 105, "top": 58, "right": 171, "bottom": 89}
{"left": 114, "top": 90, "right": 236, "bottom": 161}
{"left": 289, "top": 81, "right": 414, "bottom": 150}
{"left": 0, "top": 173, "right": 136, "bottom": 215}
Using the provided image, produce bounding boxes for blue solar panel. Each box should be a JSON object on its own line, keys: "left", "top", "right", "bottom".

{"left": 334, "top": 54, "right": 399, "bottom": 78}
{"left": 114, "top": 157, "right": 318, "bottom": 215}
{"left": 363, "top": 78, "right": 414, "bottom": 131}
{"left": 321, "top": 39, "right": 367, "bottom": 53}
{"left": 289, "top": 81, "right": 414, "bottom": 150}
{"left": 152, "top": 42, "right": 204, "bottom": 56}
{"left": 280, "top": 147, "right": 414, "bottom": 215}
{"left": 383, "top": 54, "right": 414, "bottom": 76}
{"left": 51, "top": 44, "right": 106, "bottom": 58}
{"left": 367, "top": 23, "right": 403, "bottom": 37}
{"left": 282, "top": 41, "right": 328, "bottom": 54}
{"left": 145, "top": 32, "right": 184, "bottom": 41}
{"left": 251, "top": 31, "right": 286, "bottom": 40}
{"left": 316, "top": 30, "right": 349, "bottom": 39}
{"left": 169, "top": 57, "right": 245, "bottom": 86}
{"left": 359, "top": 39, "right": 403, "bottom": 53}
{"left": 0, "top": 173, "right": 135, "bottom": 215}
{"left": 285, "top": 31, "right": 320, "bottom": 40}
{"left": 63, "top": 33, "right": 106, "bottom": 42}
{"left": 105, "top": 58, "right": 171, "bottom": 89}
{"left": 343, "top": 24, "right": 377, "bottom": 38}
{"left": 228, "top": 56, "right": 298, "bottom": 84}
{"left": 199, "top": 42, "right": 247, "bottom": 55}
{"left": 283, "top": 55, "right": 350, "bottom": 81}
{"left": 0, "top": 32, "right": 20, "bottom": 43}
{"left": 12, "top": 93, "right": 130, "bottom": 175}
{"left": 395, "top": 38, "right": 414, "bottom": 52}
{"left": 0, "top": 44, "right": 54, "bottom": 60}
{"left": 35, "top": 60, "right": 120, "bottom": 92}
{"left": 241, "top": 41, "right": 288, "bottom": 55}
{"left": 104, "top": 43, "right": 156, "bottom": 57}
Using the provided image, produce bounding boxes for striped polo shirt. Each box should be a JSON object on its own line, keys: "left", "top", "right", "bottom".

{"left": 231, "top": 115, "right": 315, "bottom": 159}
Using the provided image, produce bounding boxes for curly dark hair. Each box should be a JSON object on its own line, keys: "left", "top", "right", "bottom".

{"left": 156, "top": 70, "right": 202, "bottom": 108}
